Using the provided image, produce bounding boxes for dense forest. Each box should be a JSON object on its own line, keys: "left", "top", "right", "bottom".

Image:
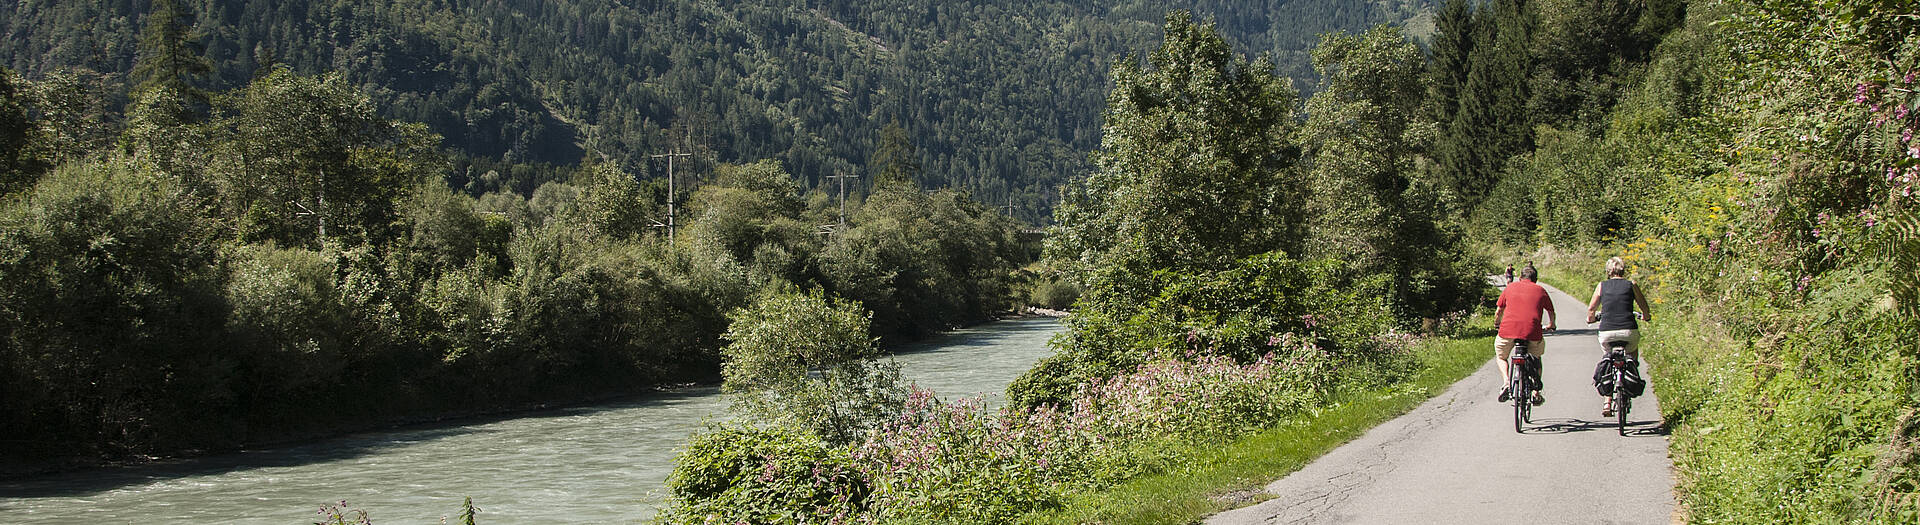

{"left": 0, "top": 1, "right": 1043, "bottom": 464}
{"left": 0, "top": 0, "right": 1432, "bottom": 224}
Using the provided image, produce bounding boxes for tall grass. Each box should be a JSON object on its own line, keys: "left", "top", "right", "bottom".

{"left": 1022, "top": 315, "right": 1495, "bottom": 524}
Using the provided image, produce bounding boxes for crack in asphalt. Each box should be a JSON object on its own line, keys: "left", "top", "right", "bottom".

{"left": 1246, "top": 370, "right": 1480, "bottom": 524}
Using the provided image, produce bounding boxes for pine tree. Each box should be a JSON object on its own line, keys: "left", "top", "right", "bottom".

{"left": 1447, "top": 0, "right": 1535, "bottom": 209}
{"left": 869, "top": 121, "right": 920, "bottom": 188}
{"left": 1426, "top": 0, "right": 1475, "bottom": 127}
{"left": 130, "top": 0, "right": 212, "bottom": 111}
{"left": 1487, "top": 0, "right": 1536, "bottom": 158}
{"left": 1427, "top": 0, "right": 1477, "bottom": 204}
{"left": 0, "top": 67, "right": 35, "bottom": 192}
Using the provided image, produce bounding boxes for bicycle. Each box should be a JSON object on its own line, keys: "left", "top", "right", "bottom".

{"left": 1508, "top": 339, "right": 1541, "bottom": 433}
{"left": 1602, "top": 341, "right": 1635, "bottom": 435}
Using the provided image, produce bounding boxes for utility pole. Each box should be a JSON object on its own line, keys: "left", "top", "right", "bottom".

{"left": 648, "top": 149, "right": 692, "bottom": 243}
{"left": 829, "top": 169, "right": 859, "bottom": 227}
{"left": 818, "top": 170, "right": 861, "bottom": 237}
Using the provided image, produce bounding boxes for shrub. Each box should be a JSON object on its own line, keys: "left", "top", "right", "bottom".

{"left": 1008, "top": 252, "right": 1404, "bottom": 407}
{"left": 722, "top": 288, "right": 906, "bottom": 447}
{"left": 0, "top": 160, "right": 226, "bottom": 456}
{"left": 661, "top": 424, "right": 870, "bottom": 524}
{"left": 223, "top": 243, "right": 353, "bottom": 412}
{"left": 1026, "top": 277, "right": 1080, "bottom": 311}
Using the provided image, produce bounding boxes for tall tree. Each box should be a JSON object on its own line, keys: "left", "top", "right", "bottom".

{"left": 130, "top": 0, "right": 212, "bottom": 111}
{"left": 1448, "top": 0, "right": 1535, "bottom": 208}
{"left": 217, "top": 70, "right": 431, "bottom": 246}
{"left": 869, "top": 121, "right": 920, "bottom": 188}
{"left": 1426, "top": 0, "right": 1476, "bottom": 127}
{"left": 1048, "top": 11, "right": 1302, "bottom": 304}
{"left": 1302, "top": 25, "right": 1477, "bottom": 319}
{"left": 0, "top": 67, "right": 34, "bottom": 193}
{"left": 1426, "top": 0, "right": 1476, "bottom": 200}
{"left": 1486, "top": 0, "right": 1537, "bottom": 162}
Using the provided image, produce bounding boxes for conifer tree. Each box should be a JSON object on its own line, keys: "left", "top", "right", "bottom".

{"left": 1488, "top": 0, "right": 1536, "bottom": 156}
{"left": 1426, "top": 0, "right": 1475, "bottom": 128}
{"left": 1426, "top": 0, "right": 1476, "bottom": 200}
{"left": 869, "top": 122, "right": 919, "bottom": 188}
{"left": 0, "top": 67, "right": 32, "bottom": 192}
{"left": 130, "top": 0, "right": 212, "bottom": 111}
{"left": 1448, "top": 0, "right": 1534, "bottom": 208}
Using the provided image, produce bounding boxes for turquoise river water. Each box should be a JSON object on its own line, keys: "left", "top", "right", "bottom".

{"left": 0, "top": 318, "right": 1062, "bottom": 524}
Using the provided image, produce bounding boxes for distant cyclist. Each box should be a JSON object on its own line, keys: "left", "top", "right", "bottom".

{"left": 1503, "top": 264, "right": 1515, "bottom": 285}
{"left": 1495, "top": 266, "right": 1556, "bottom": 404}
{"left": 1586, "top": 256, "right": 1652, "bottom": 416}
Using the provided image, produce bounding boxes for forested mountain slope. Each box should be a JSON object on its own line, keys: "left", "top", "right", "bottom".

{"left": 0, "top": 0, "right": 1429, "bottom": 222}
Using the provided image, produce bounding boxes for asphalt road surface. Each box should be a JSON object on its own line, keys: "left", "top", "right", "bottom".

{"left": 1209, "top": 280, "right": 1676, "bottom": 525}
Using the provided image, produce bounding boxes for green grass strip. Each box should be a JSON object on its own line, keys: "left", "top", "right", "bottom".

{"left": 1022, "top": 334, "right": 1492, "bottom": 525}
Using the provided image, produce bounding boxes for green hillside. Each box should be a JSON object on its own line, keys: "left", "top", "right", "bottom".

{"left": 0, "top": 0, "right": 1430, "bottom": 223}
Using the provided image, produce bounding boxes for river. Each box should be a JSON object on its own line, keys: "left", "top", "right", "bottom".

{"left": 0, "top": 318, "right": 1062, "bottom": 524}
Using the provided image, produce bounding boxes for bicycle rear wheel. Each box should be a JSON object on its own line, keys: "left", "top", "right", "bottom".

{"left": 1614, "top": 369, "right": 1630, "bottom": 435}
{"left": 1512, "top": 361, "right": 1528, "bottom": 433}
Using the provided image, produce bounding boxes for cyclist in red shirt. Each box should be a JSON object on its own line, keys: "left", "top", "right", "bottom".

{"left": 1494, "top": 266, "right": 1556, "bottom": 404}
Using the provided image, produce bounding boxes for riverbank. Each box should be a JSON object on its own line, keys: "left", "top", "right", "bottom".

{"left": 0, "top": 318, "right": 1064, "bottom": 524}
{"left": 0, "top": 312, "right": 1038, "bottom": 482}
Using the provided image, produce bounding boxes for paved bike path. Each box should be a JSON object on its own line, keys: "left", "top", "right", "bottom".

{"left": 1208, "top": 281, "right": 1675, "bottom": 525}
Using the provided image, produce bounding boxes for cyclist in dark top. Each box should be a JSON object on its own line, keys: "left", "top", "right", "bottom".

{"left": 1585, "top": 256, "right": 1652, "bottom": 416}
{"left": 1503, "top": 264, "right": 1515, "bottom": 285}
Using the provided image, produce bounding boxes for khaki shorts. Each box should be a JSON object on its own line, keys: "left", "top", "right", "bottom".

{"left": 1494, "top": 337, "right": 1547, "bottom": 361}
{"left": 1597, "top": 329, "right": 1641, "bottom": 356}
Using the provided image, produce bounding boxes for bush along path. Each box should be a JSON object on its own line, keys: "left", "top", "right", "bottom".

{"left": 658, "top": 290, "right": 1497, "bottom": 523}
{"left": 1208, "top": 280, "right": 1675, "bottom": 525}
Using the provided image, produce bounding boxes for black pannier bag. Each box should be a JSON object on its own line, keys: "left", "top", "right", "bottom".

{"left": 1593, "top": 356, "right": 1647, "bottom": 398}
